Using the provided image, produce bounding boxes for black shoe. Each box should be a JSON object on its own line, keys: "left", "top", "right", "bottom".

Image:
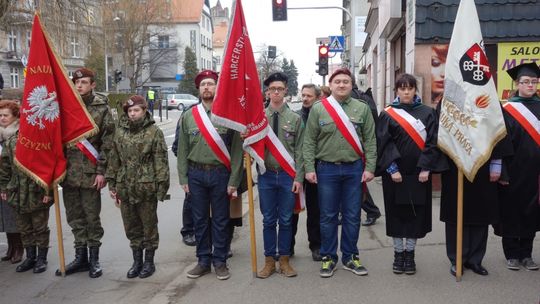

{"left": 450, "top": 264, "right": 462, "bottom": 277}
{"left": 88, "top": 247, "right": 103, "bottom": 278}
{"left": 392, "top": 251, "right": 404, "bottom": 274}
{"left": 464, "top": 262, "right": 488, "bottom": 275}
{"left": 56, "top": 247, "right": 89, "bottom": 276}
{"left": 16, "top": 246, "right": 36, "bottom": 273}
{"left": 363, "top": 215, "right": 380, "bottom": 226}
{"left": 311, "top": 249, "right": 322, "bottom": 262}
{"left": 182, "top": 234, "right": 196, "bottom": 247}
{"left": 403, "top": 250, "right": 416, "bottom": 275}
{"left": 33, "top": 247, "right": 48, "bottom": 273}
{"left": 127, "top": 248, "right": 143, "bottom": 278}
{"left": 139, "top": 249, "right": 155, "bottom": 278}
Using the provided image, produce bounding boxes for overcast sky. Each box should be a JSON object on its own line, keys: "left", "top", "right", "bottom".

{"left": 210, "top": 0, "right": 343, "bottom": 88}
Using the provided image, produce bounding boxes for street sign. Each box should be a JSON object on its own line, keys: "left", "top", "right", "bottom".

{"left": 176, "top": 74, "right": 183, "bottom": 80}
{"left": 328, "top": 35, "right": 344, "bottom": 53}
{"left": 316, "top": 37, "right": 330, "bottom": 45}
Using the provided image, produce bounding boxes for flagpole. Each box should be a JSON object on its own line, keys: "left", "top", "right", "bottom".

{"left": 244, "top": 153, "right": 258, "bottom": 277}
{"left": 53, "top": 186, "right": 66, "bottom": 276}
{"left": 456, "top": 170, "right": 464, "bottom": 282}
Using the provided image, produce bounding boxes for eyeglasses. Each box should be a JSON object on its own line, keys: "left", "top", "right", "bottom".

{"left": 268, "top": 87, "right": 285, "bottom": 93}
{"left": 199, "top": 81, "right": 216, "bottom": 87}
{"left": 519, "top": 80, "right": 539, "bottom": 86}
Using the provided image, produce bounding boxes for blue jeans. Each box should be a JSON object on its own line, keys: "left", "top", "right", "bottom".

{"left": 258, "top": 170, "right": 295, "bottom": 257}
{"left": 317, "top": 160, "right": 363, "bottom": 264}
{"left": 188, "top": 166, "right": 230, "bottom": 267}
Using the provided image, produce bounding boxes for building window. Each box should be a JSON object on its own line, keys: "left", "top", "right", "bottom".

{"left": 8, "top": 30, "right": 17, "bottom": 52}
{"left": 70, "top": 36, "right": 80, "bottom": 58}
{"left": 10, "top": 67, "right": 20, "bottom": 88}
{"left": 26, "top": 30, "right": 31, "bottom": 48}
{"left": 158, "top": 35, "right": 169, "bottom": 48}
{"left": 190, "top": 30, "right": 196, "bottom": 50}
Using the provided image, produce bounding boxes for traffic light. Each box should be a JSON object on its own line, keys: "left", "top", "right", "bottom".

{"left": 268, "top": 45, "right": 276, "bottom": 59}
{"left": 318, "top": 45, "right": 329, "bottom": 76}
{"left": 272, "top": 0, "right": 287, "bottom": 21}
{"left": 114, "top": 69, "right": 122, "bottom": 84}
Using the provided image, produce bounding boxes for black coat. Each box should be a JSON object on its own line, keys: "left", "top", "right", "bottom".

{"left": 494, "top": 99, "right": 540, "bottom": 237}
{"left": 376, "top": 103, "right": 447, "bottom": 238}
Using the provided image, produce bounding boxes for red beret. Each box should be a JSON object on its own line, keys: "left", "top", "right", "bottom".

{"left": 195, "top": 70, "right": 218, "bottom": 89}
{"left": 329, "top": 68, "right": 352, "bottom": 83}
{"left": 123, "top": 95, "right": 147, "bottom": 113}
{"left": 72, "top": 68, "right": 95, "bottom": 83}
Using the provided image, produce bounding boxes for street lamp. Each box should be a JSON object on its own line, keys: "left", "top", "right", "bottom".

{"left": 104, "top": 16, "right": 120, "bottom": 92}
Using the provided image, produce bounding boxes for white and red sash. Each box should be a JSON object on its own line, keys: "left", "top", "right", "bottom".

{"left": 321, "top": 96, "right": 364, "bottom": 157}
{"left": 76, "top": 139, "right": 99, "bottom": 165}
{"left": 192, "top": 104, "right": 232, "bottom": 170}
{"left": 264, "top": 126, "right": 306, "bottom": 211}
{"left": 504, "top": 102, "right": 540, "bottom": 147}
{"left": 385, "top": 106, "right": 427, "bottom": 150}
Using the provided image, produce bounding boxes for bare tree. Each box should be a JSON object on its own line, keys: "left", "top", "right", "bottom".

{"left": 256, "top": 44, "right": 282, "bottom": 85}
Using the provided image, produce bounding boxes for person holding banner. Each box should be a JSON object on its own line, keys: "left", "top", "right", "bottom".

{"left": 303, "top": 68, "right": 377, "bottom": 278}
{"left": 107, "top": 95, "right": 169, "bottom": 279}
{"left": 178, "top": 70, "right": 243, "bottom": 280}
{"left": 494, "top": 62, "right": 540, "bottom": 271}
{"left": 256, "top": 72, "right": 304, "bottom": 279}
{"left": 376, "top": 74, "right": 447, "bottom": 275}
{"left": 0, "top": 126, "right": 53, "bottom": 273}
{"left": 57, "top": 68, "right": 115, "bottom": 278}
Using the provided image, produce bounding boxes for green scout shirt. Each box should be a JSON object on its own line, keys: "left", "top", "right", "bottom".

{"left": 177, "top": 103, "right": 243, "bottom": 188}
{"left": 265, "top": 103, "right": 304, "bottom": 183}
{"left": 303, "top": 96, "right": 377, "bottom": 173}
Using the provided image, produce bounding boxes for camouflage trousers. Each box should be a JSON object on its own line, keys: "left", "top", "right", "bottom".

{"left": 62, "top": 187, "right": 104, "bottom": 248}
{"left": 120, "top": 200, "right": 159, "bottom": 250}
{"left": 15, "top": 208, "right": 51, "bottom": 248}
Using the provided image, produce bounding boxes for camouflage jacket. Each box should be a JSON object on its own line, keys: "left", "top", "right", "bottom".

{"left": 0, "top": 132, "right": 51, "bottom": 214}
{"left": 61, "top": 92, "right": 115, "bottom": 188}
{"left": 106, "top": 112, "right": 170, "bottom": 204}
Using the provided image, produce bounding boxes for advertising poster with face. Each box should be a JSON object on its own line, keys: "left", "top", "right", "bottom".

{"left": 431, "top": 44, "right": 449, "bottom": 105}
{"left": 497, "top": 42, "right": 540, "bottom": 100}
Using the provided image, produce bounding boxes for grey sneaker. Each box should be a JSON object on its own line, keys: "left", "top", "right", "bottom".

{"left": 506, "top": 259, "right": 520, "bottom": 270}
{"left": 343, "top": 255, "right": 368, "bottom": 276}
{"left": 187, "top": 264, "right": 211, "bottom": 279}
{"left": 319, "top": 256, "right": 336, "bottom": 278}
{"left": 215, "top": 264, "right": 230, "bottom": 280}
{"left": 521, "top": 258, "right": 539, "bottom": 271}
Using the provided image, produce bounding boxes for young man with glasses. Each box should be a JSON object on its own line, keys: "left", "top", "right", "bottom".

{"left": 257, "top": 72, "right": 304, "bottom": 278}
{"left": 303, "top": 68, "right": 377, "bottom": 278}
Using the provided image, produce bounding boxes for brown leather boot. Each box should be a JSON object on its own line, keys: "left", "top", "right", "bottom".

{"left": 10, "top": 233, "right": 23, "bottom": 264}
{"left": 279, "top": 256, "right": 297, "bottom": 277}
{"left": 257, "top": 256, "right": 276, "bottom": 279}
{"left": 1, "top": 233, "right": 14, "bottom": 261}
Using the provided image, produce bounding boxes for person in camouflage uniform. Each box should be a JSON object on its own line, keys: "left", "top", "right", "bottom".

{"left": 57, "top": 68, "right": 115, "bottom": 278}
{"left": 0, "top": 131, "right": 53, "bottom": 274}
{"left": 107, "top": 95, "right": 169, "bottom": 279}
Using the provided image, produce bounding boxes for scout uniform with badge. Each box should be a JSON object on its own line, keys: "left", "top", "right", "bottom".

{"left": 59, "top": 68, "right": 115, "bottom": 278}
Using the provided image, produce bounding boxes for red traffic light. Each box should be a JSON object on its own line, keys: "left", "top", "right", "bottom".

{"left": 276, "top": 0, "right": 283, "bottom": 4}
{"left": 319, "top": 45, "right": 329, "bottom": 56}
{"left": 272, "top": 0, "right": 287, "bottom": 21}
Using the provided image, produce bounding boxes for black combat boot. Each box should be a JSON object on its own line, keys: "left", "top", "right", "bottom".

{"left": 139, "top": 249, "right": 155, "bottom": 278}
{"left": 16, "top": 246, "right": 37, "bottom": 272}
{"left": 56, "top": 247, "right": 89, "bottom": 276}
{"left": 33, "top": 247, "right": 48, "bottom": 273}
{"left": 404, "top": 250, "right": 416, "bottom": 275}
{"left": 392, "top": 251, "right": 405, "bottom": 274}
{"left": 88, "top": 247, "right": 103, "bottom": 278}
{"left": 127, "top": 248, "right": 143, "bottom": 279}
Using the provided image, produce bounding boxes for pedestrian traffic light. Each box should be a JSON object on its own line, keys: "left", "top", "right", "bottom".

{"left": 272, "top": 0, "right": 287, "bottom": 21}
{"left": 318, "top": 45, "right": 329, "bottom": 76}
{"left": 268, "top": 45, "right": 277, "bottom": 59}
{"left": 114, "top": 69, "right": 122, "bottom": 83}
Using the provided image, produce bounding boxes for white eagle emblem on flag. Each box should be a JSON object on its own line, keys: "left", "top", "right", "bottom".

{"left": 24, "top": 85, "right": 60, "bottom": 129}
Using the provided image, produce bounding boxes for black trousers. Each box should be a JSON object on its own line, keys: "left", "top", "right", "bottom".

{"left": 361, "top": 189, "right": 381, "bottom": 219}
{"left": 180, "top": 194, "right": 194, "bottom": 237}
{"left": 445, "top": 222, "right": 488, "bottom": 265}
{"left": 291, "top": 181, "right": 321, "bottom": 252}
{"left": 502, "top": 236, "right": 535, "bottom": 260}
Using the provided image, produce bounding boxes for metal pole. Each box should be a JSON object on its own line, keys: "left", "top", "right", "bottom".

{"left": 104, "top": 30, "right": 109, "bottom": 92}
{"left": 288, "top": 6, "right": 355, "bottom": 76}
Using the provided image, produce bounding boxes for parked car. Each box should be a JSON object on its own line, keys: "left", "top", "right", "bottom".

{"left": 166, "top": 93, "right": 199, "bottom": 110}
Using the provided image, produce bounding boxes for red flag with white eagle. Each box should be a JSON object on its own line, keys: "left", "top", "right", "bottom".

{"left": 211, "top": 0, "right": 268, "bottom": 168}
{"left": 437, "top": 0, "right": 506, "bottom": 182}
{"left": 15, "top": 14, "right": 97, "bottom": 189}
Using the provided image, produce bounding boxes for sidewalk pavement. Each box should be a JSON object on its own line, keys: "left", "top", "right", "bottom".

{"left": 151, "top": 177, "right": 540, "bottom": 304}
